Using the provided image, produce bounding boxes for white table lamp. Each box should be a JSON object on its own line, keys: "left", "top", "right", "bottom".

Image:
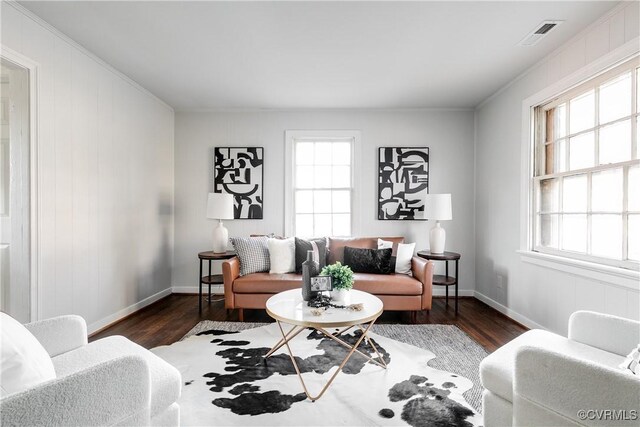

{"left": 424, "top": 194, "right": 452, "bottom": 254}
{"left": 207, "top": 192, "right": 234, "bottom": 253}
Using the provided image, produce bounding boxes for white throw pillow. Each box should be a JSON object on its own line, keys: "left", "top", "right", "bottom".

{"left": 619, "top": 344, "right": 640, "bottom": 377}
{"left": 268, "top": 237, "right": 296, "bottom": 274}
{"left": 1, "top": 313, "right": 56, "bottom": 397}
{"left": 378, "top": 239, "right": 416, "bottom": 275}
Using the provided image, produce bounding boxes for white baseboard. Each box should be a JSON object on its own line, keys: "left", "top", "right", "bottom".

{"left": 473, "top": 290, "right": 545, "bottom": 330}
{"left": 172, "top": 285, "right": 224, "bottom": 294}
{"left": 87, "top": 288, "right": 172, "bottom": 335}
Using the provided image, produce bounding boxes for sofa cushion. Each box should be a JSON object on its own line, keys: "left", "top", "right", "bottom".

{"left": 344, "top": 247, "right": 393, "bottom": 274}
{"left": 52, "top": 336, "right": 181, "bottom": 414}
{"left": 328, "top": 237, "right": 404, "bottom": 264}
{"left": 352, "top": 273, "right": 422, "bottom": 295}
{"left": 480, "top": 329, "right": 626, "bottom": 402}
{"left": 234, "top": 273, "right": 304, "bottom": 294}
{"left": 233, "top": 272, "right": 422, "bottom": 296}
{"left": 0, "top": 313, "right": 56, "bottom": 397}
{"left": 268, "top": 237, "right": 296, "bottom": 274}
{"left": 295, "top": 237, "right": 327, "bottom": 273}
{"left": 378, "top": 239, "right": 416, "bottom": 275}
{"left": 230, "top": 236, "right": 270, "bottom": 276}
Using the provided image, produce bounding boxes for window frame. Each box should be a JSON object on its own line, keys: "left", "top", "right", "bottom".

{"left": 284, "top": 130, "right": 361, "bottom": 237}
{"left": 529, "top": 56, "right": 640, "bottom": 272}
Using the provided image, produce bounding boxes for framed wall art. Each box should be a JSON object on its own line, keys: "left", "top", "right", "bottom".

{"left": 378, "top": 147, "right": 429, "bottom": 220}
{"left": 213, "top": 147, "right": 264, "bottom": 219}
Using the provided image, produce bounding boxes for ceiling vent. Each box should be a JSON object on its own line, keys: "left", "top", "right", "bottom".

{"left": 519, "top": 20, "right": 564, "bottom": 46}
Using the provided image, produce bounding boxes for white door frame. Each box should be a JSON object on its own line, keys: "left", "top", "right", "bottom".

{"left": 1, "top": 45, "right": 40, "bottom": 322}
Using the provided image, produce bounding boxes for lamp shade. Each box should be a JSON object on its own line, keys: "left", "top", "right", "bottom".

{"left": 424, "top": 194, "right": 452, "bottom": 220}
{"left": 207, "top": 192, "right": 234, "bottom": 220}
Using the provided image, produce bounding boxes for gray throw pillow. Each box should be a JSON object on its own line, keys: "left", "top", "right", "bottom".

{"left": 230, "top": 236, "right": 270, "bottom": 276}
{"left": 295, "top": 237, "right": 328, "bottom": 273}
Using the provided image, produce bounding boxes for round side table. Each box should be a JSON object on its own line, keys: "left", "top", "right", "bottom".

{"left": 416, "top": 250, "right": 461, "bottom": 314}
{"left": 198, "top": 251, "right": 236, "bottom": 313}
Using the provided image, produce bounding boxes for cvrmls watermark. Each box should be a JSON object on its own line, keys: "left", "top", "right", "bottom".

{"left": 577, "top": 409, "right": 638, "bottom": 421}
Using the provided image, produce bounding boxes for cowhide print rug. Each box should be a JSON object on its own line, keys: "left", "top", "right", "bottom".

{"left": 152, "top": 323, "right": 483, "bottom": 426}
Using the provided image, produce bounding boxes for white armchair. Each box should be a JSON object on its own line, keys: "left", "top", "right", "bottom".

{"left": 0, "top": 315, "right": 181, "bottom": 426}
{"left": 480, "top": 311, "right": 640, "bottom": 427}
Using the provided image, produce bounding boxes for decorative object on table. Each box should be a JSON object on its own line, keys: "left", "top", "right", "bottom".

{"left": 378, "top": 147, "right": 429, "bottom": 220}
{"left": 206, "top": 192, "right": 234, "bottom": 253}
{"left": 301, "top": 250, "right": 320, "bottom": 301}
{"left": 424, "top": 193, "right": 452, "bottom": 254}
{"left": 229, "top": 236, "right": 270, "bottom": 276}
{"left": 417, "top": 250, "right": 460, "bottom": 314}
{"left": 197, "top": 251, "right": 236, "bottom": 313}
{"left": 267, "top": 237, "right": 296, "bottom": 274}
{"left": 213, "top": 147, "right": 264, "bottom": 219}
{"left": 320, "top": 262, "right": 354, "bottom": 303}
{"left": 310, "top": 275, "right": 332, "bottom": 292}
{"left": 343, "top": 247, "right": 393, "bottom": 274}
{"left": 158, "top": 321, "right": 483, "bottom": 426}
{"left": 378, "top": 239, "right": 416, "bottom": 275}
{"left": 294, "top": 237, "right": 327, "bottom": 273}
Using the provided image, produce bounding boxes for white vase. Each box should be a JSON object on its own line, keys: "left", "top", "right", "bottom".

{"left": 330, "top": 289, "right": 350, "bottom": 304}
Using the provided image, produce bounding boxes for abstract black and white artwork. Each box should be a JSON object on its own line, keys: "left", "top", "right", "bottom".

{"left": 214, "top": 147, "right": 263, "bottom": 219}
{"left": 378, "top": 147, "right": 429, "bottom": 220}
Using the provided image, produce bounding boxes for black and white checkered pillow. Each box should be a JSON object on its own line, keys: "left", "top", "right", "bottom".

{"left": 231, "top": 236, "right": 271, "bottom": 276}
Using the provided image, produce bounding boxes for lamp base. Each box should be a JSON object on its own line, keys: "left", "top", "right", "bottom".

{"left": 212, "top": 220, "right": 229, "bottom": 253}
{"left": 429, "top": 221, "right": 446, "bottom": 254}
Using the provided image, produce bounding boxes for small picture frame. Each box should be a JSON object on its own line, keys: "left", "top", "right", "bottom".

{"left": 310, "top": 276, "right": 333, "bottom": 292}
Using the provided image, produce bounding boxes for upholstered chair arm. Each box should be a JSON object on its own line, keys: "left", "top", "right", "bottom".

{"left": 25, "top": 315, "right": 88, "bottom": 357}
{"left": 222, "top": 257, "right": 240, "bottom": 309}
{"left": 0, "top": 355, "right": 151, "bottom": 427}
{"left": 411, "top": 257, "right": 433, "bottom": 310}
{"left": 513, "top": 345, "right": 640, "bottom": 427}
{"left": 568, "top": 311, "right": 640, "bottom": 357}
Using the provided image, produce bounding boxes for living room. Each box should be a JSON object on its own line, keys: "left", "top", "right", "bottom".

{"left": 1, "top": 1, "right": 639, "bottom": 426}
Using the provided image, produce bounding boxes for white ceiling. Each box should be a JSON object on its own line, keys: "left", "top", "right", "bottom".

{"left": 20, "top": 1, "right": 617, "bottom": 110}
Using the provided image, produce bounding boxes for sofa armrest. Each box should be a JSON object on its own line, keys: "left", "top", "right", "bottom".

{"left": 0, "top": 355, "right": 151, "bottom": 427}
{"left": 25, "top": 315, "right": 88, "bottom": 357}
{"left": 514, "top": 345, "right": 640, "bottom": 427}
{"left": 223, "top": 257, "right": 240, "bottom": 309}
{"left": 411, "top": 257, "right": 433, "bottom": 310}
{"left": 569, "top": 311, "right": 640, "bottom": 357}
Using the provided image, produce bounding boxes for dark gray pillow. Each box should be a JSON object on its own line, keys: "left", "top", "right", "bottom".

{"left": 295, "top": 237, "right": 327, "bottom": 273}
{"left": 344, "top": 247, "right": 393, "bottom": 274}
{"left": 230, "top": 236, "right": 270, "bottom": 276}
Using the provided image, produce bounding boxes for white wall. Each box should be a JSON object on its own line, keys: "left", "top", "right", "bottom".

{"left": 174, "top": 110, "right": 475, "bottom": 294}
{"left": 475, "top": 2, "right": 640, "bottom": 334}
{"left": 1, "top": 3, "right": 175, "bottom": 332}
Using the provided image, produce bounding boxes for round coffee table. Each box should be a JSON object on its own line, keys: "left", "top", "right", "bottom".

{"left": 265, "top": 289, "right": 386, "bottom": 401}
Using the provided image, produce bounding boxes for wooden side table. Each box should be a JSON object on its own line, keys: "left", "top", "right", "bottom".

{"left": 198, "top": 251, "right": 236, "bottom": 313}
{"left": 416, "top": 250, "right": 461, "bottom": 314}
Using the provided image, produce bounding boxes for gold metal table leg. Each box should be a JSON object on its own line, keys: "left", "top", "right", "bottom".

{"left": 265, "top": 324, "right": 305, "bottom": 358}
{"left": 272, "top": 319, "right": 383, "bottom": 402}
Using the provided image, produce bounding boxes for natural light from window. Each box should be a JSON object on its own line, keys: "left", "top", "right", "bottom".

{"left": 293, "top": 139, "right": 353, "bottom": 237}
{"left": 533, "top": 58, "right": 639, "bottom": 270}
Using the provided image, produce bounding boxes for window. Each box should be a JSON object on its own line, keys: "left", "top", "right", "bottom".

{"left": 532, "top": 58, "right": 639, "bottom": 270}
{"left": 285, "top": 131, "right": 358, "bottom": 237}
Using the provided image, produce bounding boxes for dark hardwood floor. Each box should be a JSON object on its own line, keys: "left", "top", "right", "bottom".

{"left": 91, "top": 295, "right": 527, "bottom": 353}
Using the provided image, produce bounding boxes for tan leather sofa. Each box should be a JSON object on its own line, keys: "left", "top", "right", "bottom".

{"left": 222, "top": 236, "right": 434, "bottom": 321}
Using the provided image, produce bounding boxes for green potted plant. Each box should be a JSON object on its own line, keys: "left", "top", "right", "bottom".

{"left": 320, "top": 262, "right": 354, "bottom": 303}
